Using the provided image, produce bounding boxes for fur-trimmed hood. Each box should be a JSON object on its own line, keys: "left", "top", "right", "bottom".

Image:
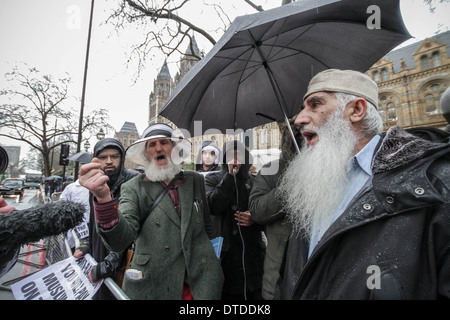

{"left": 372, "top": 126, "right": 450, "bottom": 174}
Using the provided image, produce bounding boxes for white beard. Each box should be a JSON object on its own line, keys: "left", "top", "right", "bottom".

{"left": 278, "top": 109, "right": 358, "bottom": 239}
{"left": 143, "top": 155, "right": 181, "bottom": 182}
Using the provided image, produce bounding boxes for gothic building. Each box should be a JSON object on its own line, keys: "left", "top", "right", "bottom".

{"left": 148, "top": 36, "right": 204, "bottom": 126}
{"left": 148, "top": 60, "right": 173, "bottom": 126}
{"left": 114, "top": 121, "right": 140, "bottom": 169}
{"left": 147, "top": 37, "right": 229, "bottom": 165}
{"left": 146, "top": 36, "right": 282, "bottom": 167}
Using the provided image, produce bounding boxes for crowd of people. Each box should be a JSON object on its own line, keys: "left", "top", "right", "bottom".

{"left": 2, "top": 69, "right": 450, "bottom": 300}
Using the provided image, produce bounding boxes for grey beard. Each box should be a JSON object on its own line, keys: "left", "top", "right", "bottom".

{"left": 144, "top": 156, "right": 181, "bottom": 182}
{"left": 278, "top": 109, "right": 358, "bottom": 239}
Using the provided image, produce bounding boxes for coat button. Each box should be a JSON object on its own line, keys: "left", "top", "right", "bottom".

{"left": 196, "top": 218, "right": 201, "bottom": 223}
{"left": 414, "top": 187, "right": 425, "bottom": 195}
{"left": 386, "top": 196, "right": 395, "bottom": 204}
{"left": 165, "top": 246, "right": 170, "bottom": 252}
{"left": 201, "top": 258, "right": 207, "bottom": 264}
{"left": 363, "top": 203, "right": 372, "bottom": 211}
{"left": 155, "top": 221, "right": 160, "bottom": 227}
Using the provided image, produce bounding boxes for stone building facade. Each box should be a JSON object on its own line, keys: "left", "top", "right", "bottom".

{"left": 367, "top": 30, "right": 449, "bottom": 131}
{"left": 114, "top": 121, "right": 140, "bottom": 169}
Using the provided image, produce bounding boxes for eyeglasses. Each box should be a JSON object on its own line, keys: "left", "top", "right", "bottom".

{"left": 97, "top": 154, "right": 121, "bottom": 161}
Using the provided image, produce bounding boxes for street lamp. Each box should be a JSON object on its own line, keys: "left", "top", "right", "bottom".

{"left": 96, "top": 128, "right": 105, "bottom": 140}
{"left": 84, "top": 139, "right": 91, "bottom": 152}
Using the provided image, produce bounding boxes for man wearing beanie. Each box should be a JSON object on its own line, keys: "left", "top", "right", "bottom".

{"left": 195, "top": 140, "right": 221, "bottom": 173}
{"left": 79, "top": 123, "right": 224, "bottom": 300}
{"left": 277, "top": 69, "right": 450, "bottom": 299}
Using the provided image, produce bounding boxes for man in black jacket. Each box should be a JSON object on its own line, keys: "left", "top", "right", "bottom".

{"left": 277, "top": 69, "right": 450, "bottom": 299}
{"left": 249, "top": 123, "right": 302, "bottom": 300}
{"left": 205, "top": 140, "right": 265, "bottom": 300}
{"left": 74, "top": 138, "right": 138, "bottom": 299}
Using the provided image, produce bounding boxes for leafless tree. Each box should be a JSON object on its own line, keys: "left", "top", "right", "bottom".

{"left": 0, "top": 65, "right": 112, "bottom": 176}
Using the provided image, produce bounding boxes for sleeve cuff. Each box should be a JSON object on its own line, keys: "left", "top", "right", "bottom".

{"left": 93, "top": 195, "right": 119, "bottom": 229}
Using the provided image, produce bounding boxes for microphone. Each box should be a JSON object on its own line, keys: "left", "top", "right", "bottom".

{"left": 233, "top": 166, "right": 238, "bottom": 175}
{"left": 0, "top": 200, "right": 85, "bottom": 258}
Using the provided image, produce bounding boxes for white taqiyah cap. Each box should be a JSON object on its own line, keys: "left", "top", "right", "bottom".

{"left": 304, "top": 69, "right": 378, "bottom": 108}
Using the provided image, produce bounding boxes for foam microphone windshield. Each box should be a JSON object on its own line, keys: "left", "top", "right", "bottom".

{"left": 0, "top": 200, "right": 85, "bottom": 257}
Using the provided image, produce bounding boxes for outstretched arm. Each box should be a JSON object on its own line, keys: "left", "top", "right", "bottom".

{"left": 79, "top": 158, "right": 112, "bottom": 203}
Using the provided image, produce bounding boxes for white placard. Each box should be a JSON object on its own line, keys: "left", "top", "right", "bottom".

{"left": 11, "top": 254, "right": 102, "bottom": 300}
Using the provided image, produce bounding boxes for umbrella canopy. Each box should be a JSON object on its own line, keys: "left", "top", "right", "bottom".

{"left": 159, "top": 0, "right": 411, "bottom": 141}
{"left": 67, "top": 151, "right": 93, "bottom": 163}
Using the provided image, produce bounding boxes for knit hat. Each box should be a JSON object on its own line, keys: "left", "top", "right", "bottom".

{"left": 201, "top": 145, "right": 220, "bottom": 165}
{"left": 303, "top": 69, "right": 379, "bottom": 108}
{"left": 125, "top": 123, "right": 191, "bottom": 166}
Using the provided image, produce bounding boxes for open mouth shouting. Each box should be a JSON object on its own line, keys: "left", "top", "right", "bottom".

{"left": 155, "top": 153, "right": 169, "bottom": 167}
{"left": 301, "top": 129, "right": 318, "bottom": 146}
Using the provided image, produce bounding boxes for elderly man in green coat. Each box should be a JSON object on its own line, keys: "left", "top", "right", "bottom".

{"left": 79, "top": 123, "right": 224, "bottom": 300}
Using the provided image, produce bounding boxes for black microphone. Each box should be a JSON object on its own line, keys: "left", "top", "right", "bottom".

{"left": 0, "top": 200, "right": 85, "bottom": 258}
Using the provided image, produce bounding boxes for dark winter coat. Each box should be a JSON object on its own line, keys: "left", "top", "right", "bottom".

{"left": 278, "top": 126, "right": 450, "bottom": 300}
{"left": 205, "top": 140, "right": 265, "bottom": 297}
{"left": 249, "top": 123, "right": 301, "bottom": 299}
{"left": 249, "top": 157, "right": 291, "bottom": 299}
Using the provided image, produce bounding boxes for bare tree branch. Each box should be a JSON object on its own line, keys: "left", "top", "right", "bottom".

{"left": 244, "top": 0, "right": 264, "bottom": 12}
{"left": 105, "top": 0, "right": 274, "bottom": 79}
{"left": 0, "top": 65, "right": 112, "bottom": 176}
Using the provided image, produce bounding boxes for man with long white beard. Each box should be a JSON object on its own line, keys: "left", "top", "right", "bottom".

{"left": 79, "top": 123, "right": 224, "bottom": 300}
{"left": 277, "top": 69, "right": 450, "bottom": 300}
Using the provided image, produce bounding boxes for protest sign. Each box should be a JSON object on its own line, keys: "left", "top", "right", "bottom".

{"left": 11, "top": 254, "right": 102, "bottom": 300}
{"left": 73, "top": 221, "right": 89, "bottom": 240}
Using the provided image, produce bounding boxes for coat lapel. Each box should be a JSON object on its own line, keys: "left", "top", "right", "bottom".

{"left": 159, "top": 188, "right": 182, "bottom": 228}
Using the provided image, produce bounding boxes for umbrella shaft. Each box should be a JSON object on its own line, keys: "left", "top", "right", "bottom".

{"left": 262, "top": 62, "right": 301, "bottom": 154}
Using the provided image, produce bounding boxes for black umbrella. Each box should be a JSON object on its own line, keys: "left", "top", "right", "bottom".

{"left": 67, "top": 151, "right": 93, "bottom": 163}
{"left": 159, "top": 0, "right": 411, "bottom": 151}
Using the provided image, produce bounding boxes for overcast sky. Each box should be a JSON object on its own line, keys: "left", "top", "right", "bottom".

{"left": 0, "top": 0, "right": 449, "bottom": 161}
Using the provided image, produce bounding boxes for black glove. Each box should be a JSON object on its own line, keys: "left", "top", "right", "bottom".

{"left": 89, "top": 251, "right": 123, "bottom": 282}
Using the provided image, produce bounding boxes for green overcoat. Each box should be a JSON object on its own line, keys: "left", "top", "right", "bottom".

{"left": 97, "top": 171, "right": 224, "bottom": 300}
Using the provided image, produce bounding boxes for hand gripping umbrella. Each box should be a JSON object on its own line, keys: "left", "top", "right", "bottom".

{"left": 159, "top": 0, "right": 411, "bottom": 152}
